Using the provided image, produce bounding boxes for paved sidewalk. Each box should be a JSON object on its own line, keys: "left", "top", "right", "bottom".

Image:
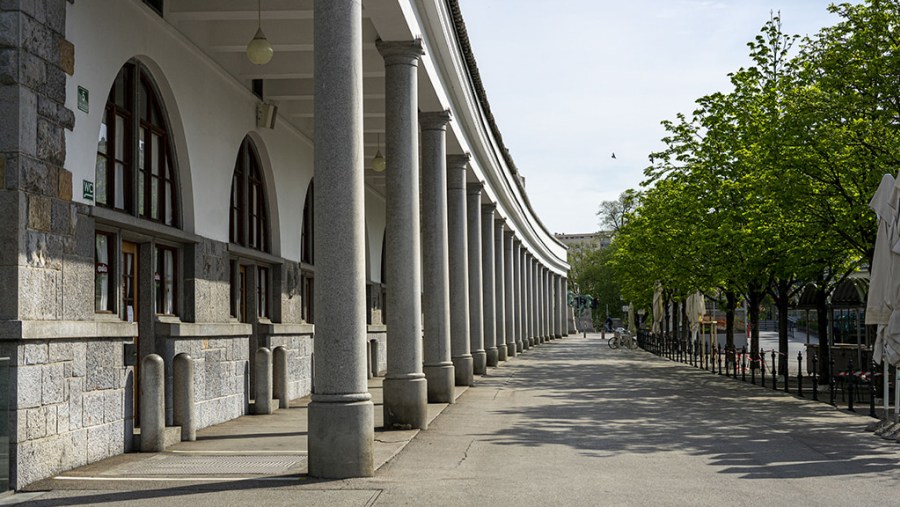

{"left": 8, "top": 333, "right": 900, "bottom": 506}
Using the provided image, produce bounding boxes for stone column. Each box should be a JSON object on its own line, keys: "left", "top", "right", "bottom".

{"left": 551, "top": 273, "right": 559, "bottom": 339}
{"left": 467, "top": 183, "right": 486, "bottom": 374}
{"left": 536, "top": 264, "right": 541, "bottom": 342}
{"left": 378, "top": 39, "right": 428, "bottom": 430}
{"left": 503, "top": 231, "right": 517, "bottom": 357}
{"left": 495, "top": 222, "right": 508, "bottom": 361}
{"left": 541, "top": 267, "right": 548, "bottom": 342}
{"left": 420, "top": 111, "right": 455, "bottom": 403}
{"left": 309, "top": 0, "right": 373, "bottom": 478}
{"left": 523, "top": 251, "right": 532, "bottom": 349}
{"left": 513, "top": 240, "right": 524, "bottom": 353}
{"left": 531, "top": 257, "right": 538, "bottom": 345}
{"left": 565, "top": 277, "right": 576, "bottom": 335}
{"left": 533, "top": 262, "right": 540, "bottom": 345}
{"left": 481, "top": 204, "right": 498, "bottom": 367}
{"left": 557, "top": 275, "right": 565, "bottom": 338}
{"left": 447, "top": 154, "right": 473, "bottom": 386}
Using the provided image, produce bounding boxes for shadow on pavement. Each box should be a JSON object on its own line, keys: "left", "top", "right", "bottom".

{"left": 481, "top": 339, "right": 900, "bottom": 480}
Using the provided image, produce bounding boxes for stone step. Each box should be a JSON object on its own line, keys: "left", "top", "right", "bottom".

{"left": 133, "top": 425, "right": 183, "bottom": 451}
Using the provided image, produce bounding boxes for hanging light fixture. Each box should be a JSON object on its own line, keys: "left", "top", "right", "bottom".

{"left": 246, "top": 0, "right": 273, "bottom": 65}
{"left": 372, "top": 133, "right": 386, "bottom": 172}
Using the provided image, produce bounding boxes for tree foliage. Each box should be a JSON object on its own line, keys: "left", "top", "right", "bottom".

{"left": 589, "top": 1, "right": 899, "bottom": 365}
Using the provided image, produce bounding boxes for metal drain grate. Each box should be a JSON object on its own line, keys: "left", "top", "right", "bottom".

{"left": 114, "top": 455, "right": 306, "bottom": 476}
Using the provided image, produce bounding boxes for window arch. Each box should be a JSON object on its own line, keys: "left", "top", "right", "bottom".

{"left": 300, "top": 180, "right": 313, "bottom": 264}
{"left": 95, "top": 61, "right": 178, "bottom": 227}
{"left": 300, "top": 180, "right": 314, "bottom": 323}
{"left": 229, "top": 137, "right": 269, "bottom": 252}
{"left": 229, "top": 137, "right": 272, "bottom": 322}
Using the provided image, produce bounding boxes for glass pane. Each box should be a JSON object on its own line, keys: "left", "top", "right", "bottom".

{"left": 95, "top": 155, "right": 107, "bottom": 206}
{"left": 150, "top": 177, "right": 159, "bottom": 220}
{"left": 115, "top": 116, "right": 125, "bottom": 160}
{"left": 140, "top": 83, "right": 148, "bottom": 122}
{"left": 138, "top": 129, "right": 145, "bottom": 215}
{"left": 97, "top": 121, "right": 108, "bottom": 154}
{"left": 137, "top": 170, "right": 144, "bottom": 217}
{"left": 164, "top": 249, "right": 174, "bottom": 314}
{"left": 151, "top": 134, "right": 160, "bottom": 176}
{"left": 95, "top": 234, "right": 109, "bottom": 312}
{"left": 114, "top": 163, "right": 125, "bottom": 209}
{"left": 165, "top": 179, "right": 173, "bottom": 225}
{"left": 258, "top": 267, "right": 267, "bottom": 318}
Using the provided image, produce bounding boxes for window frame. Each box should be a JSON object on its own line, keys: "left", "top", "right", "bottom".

{"left": 96, "top": 61, "right": 179, "bottom": 228}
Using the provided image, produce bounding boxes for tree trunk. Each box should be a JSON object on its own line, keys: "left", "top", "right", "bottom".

{"left": 816, "top": 286, "right": 830, "bottom": 382}
{"left": 747, "top": 283, "right": 764, "bottom": 370}
{"left": 725, "top": 290, "right": 736, "bottom": 350}
{"left": 672, "top": 299, "right": 680, "bottom": 353}
{"left": 775, "top": 279, "right": 791, "bottom": 375}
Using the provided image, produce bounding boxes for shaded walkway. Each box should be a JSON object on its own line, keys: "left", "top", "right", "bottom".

{"left": 13, "top": 334, "right": 900, "bottom": 506}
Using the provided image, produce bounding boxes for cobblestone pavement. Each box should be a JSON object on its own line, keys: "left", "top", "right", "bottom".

{"left": 9, "top": 334, "right": 900, "bottom": 506}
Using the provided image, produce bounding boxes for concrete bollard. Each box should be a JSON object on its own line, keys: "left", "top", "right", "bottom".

{"left": 140, "top": 354, "right": 165, "bottom": 452}
{"left": 370, "top": 339, "right": 380, "bottom": 377}
{"left": 254, "top": 347, "right": 273, "bottom": 415}
{"left": 273, "top": 346, "right": 289, "bottom": 409}
{"left": 366, "top": 340, "right": 373, "bottom": 379}
{"left": 173, "top": 353, "right": 196, "bottom": 441}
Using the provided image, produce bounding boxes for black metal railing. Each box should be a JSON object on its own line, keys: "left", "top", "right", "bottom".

{"left": 636, "top": 332, "right": 880, "bottom": 419}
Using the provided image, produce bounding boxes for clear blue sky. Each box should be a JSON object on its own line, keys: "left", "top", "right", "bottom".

{"left": 456, "top": 0, "right": 845, "bottom": 234}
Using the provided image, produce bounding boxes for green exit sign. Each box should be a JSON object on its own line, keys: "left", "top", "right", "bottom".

{"left": 77, "top": 86, "right": 89, "bottom": 113}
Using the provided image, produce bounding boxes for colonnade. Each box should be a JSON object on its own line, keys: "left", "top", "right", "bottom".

{"left": 310, "top": 0, "right": 568, "bottom": 480}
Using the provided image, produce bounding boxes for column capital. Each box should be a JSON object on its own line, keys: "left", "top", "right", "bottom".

{"left": 420, "top": 110, "right": 452, "bottom": 131}
{"left": 481, "top": 202, "right": 497, "bottom": 214}
{"left": 467, "top": 181, "right": 483, "bottom": 195}
{"left": 446, "top": 153, "right": 471, "bottom": 171}
{"left": 376, "top": 38, "right": 425, "bottom": 65}
{"left": 494, "top": 216, "right": 506, "bottom": 227}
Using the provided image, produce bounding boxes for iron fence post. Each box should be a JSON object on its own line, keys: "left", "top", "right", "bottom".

{"left": 848, "top": 359, "right": 855, "bottom": 412}
{"left": 741, "top": 346, "right": 746, "bottom": 382}
{"left": 797, "top": 351, "right": 803, "bottom": 398}
{"left": 812, "top": 354, "right": 819, "bottom": 401}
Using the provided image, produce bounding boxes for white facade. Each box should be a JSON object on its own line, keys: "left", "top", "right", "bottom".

{"left": 0, "top": 0, "right": 569, "bottom": 488}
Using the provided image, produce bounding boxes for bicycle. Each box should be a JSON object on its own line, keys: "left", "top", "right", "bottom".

{"left": 608, "top": 329, "right": 638, "bottom": 350}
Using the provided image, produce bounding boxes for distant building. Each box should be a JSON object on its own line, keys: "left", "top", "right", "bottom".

{"left": 555, "top": 231, "right": 612, "bottom": 250}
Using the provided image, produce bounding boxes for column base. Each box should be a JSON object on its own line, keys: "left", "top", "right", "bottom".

{"left": 472, "top": 350, "right": 487, "bottom": 375}
{"left": 308, "top": 398, "right": 374, "bottom": 479}
{"left": 485, "top": 347, "right": 499, "bottom": 367}
{"left": 497, "top": 343, "right": 508, "bottom": 361}
{"left": 516, "top": 340, "right": 523, "bottom": 353}
{"left": 506, "top": 341, "right": 516, "bottom": 357}
{"left": 522, "top": 339, "right": 530, "bottom": 351}
{"left": 452, "top": 355, "right": 474, "bottom": 386}
{"left": 383, "top": 376, "right": 428, "bottom": 430}
{"left": 424, "top": 363, "right": 455, "bottom": 403}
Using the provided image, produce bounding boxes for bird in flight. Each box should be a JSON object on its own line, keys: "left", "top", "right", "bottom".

{"left": 611, "top": 153, "right": 616, "bottom": 159}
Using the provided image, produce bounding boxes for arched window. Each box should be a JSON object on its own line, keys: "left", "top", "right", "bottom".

{"left": 94, "top": 61, "right": 181, "bottom": 319}
{"left": 229, "top": 137, "right": 271, "bottom": 321}
{"left": 300, "top": 181, "right": 314, "bottom": 323}
{"left": 300, "top": 181, "right": 313, "bottom": 264}
{"left": 230, "top": 138, "right": 269, "bottom": 252}
{"left": 95, "top": 61, "right": 178, "bottom": 227}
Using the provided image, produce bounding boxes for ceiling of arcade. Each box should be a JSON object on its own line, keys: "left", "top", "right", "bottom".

{"left": 165, "top": 0, "right": 394, "bottom": 193}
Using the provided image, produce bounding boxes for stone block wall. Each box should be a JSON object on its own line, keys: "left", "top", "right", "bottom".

{"left": 2, "top": 338, "right": 132, "bottom": 489}
{"left": 166, "top": 335, "right": 249, "bottom": 431}
{"left": 268, "top": 332, "right": 313, "bottom": 403}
